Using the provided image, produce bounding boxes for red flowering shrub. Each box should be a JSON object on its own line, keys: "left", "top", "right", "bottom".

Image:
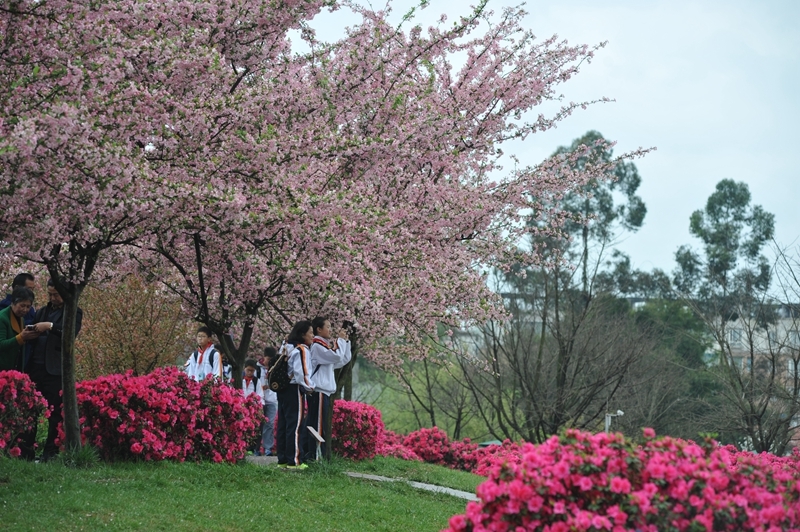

{"left": 67, "top": 367, "right": 263, "bottom": 462}
{"left": 468, "top": 439, "right": 525, "bottom": 477}
{"left": 378, "top": 429, "right": 422, "bottom": 461}
{"left": 448, "top": 437, "right": 480, "bottom": 471}
{"left": 331, "top": 400, "right": 385, "bottom": 461}
{"left": 0, "top": 371, "right": 48, "bottom": 458}
{"left": 446, "top": 429, "right": 800, "bottom": 532}
{"left": 403, "top": 426, "right": 453, "bottom": 465}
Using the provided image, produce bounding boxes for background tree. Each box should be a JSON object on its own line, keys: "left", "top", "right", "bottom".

{"left": 74, "top": 275, "right": 195, "bottom": 381}
{"left": 612, "top": 299, "right": 717, "bottom": 439}
{"left": 672, "top": 179, "right": 795, "bottom": 453}
{"left": 449, "top": 131, "right": 653, "bottom": 442}
{"left": 457, "top": 292, "right": 655, "bottom": 442}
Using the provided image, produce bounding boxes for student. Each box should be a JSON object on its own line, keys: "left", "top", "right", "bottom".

{"left": 260, "top": 346, "right": 279, "bottom": 456}
{"left": 241, "top": 358, "right": 265, "bottom": 455}
{"left": 276, "top": 320, "right": 314, "bottom": 470}
{"left": 304, "top": 317, "right": 351, "bottom": 461}
{"left": 185, "top": 327, "right": 223, "bottom": 381}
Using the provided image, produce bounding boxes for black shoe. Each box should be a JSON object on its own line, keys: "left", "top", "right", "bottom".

{"left": 39, "top": 452, "right": 57, "bottom": 463}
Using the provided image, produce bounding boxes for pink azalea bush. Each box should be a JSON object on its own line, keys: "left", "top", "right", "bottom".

{"left": 403, "top": 426, "right": 453, "bottom": 465}
{"left": 0, "top": 370, "right": 48, "bottom": 457}
{"left": 65, "top": 367, "right": 263, "bottom": 463}
{"left": 475, "top": 440, "right": 528, "bottom": 477}
{"left": 331, "top": 400, "right": 385, "bottom": 460}
{"left": 446, "top": 428, "right": 800, "bottom": 532}
{"left": 392, "top": 425, "right": 524, "bottom": 475}
{"left": 380, "top": 429, "right": 422, "bottom": 461}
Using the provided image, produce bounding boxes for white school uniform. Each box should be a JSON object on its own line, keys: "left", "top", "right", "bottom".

{"left": 288, "top": 343, "right": 315, "bottom": 392}
{"left": 241, "top": 375, "right": 264, "bottom": 403}
{"left": 185, "top": 343, "right": 223, "bottom": 381}
{"left": 309, "top": 336, "right": 352, "bottom": 396}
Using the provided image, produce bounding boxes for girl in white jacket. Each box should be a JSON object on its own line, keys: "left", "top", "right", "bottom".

{"left": 303, "top": 317, "right": 351, "bottom": 461}
{"left": 276, "top": 320, "right": 314, "bottom": 469}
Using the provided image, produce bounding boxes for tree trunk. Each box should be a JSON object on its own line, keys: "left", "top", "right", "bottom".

{"left": 59, "top": 283, "right": 84, "bottom": 452}
{"left": 216, "top": 326, "right": 255, "bottom": 390}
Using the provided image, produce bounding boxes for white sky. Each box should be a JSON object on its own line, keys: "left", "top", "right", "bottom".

{"left": 309, "top": 0, "right": 800, "bottom": 274}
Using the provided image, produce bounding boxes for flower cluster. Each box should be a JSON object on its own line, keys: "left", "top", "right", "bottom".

{"left": 446, "top": 429, "right": 800, "bottom": 532}
{"left": 378, "top": 425, "right": 523, "bottom": 476}
{"left": 403, "top": 426, "right": 454, "bottom": 465}
{"left": 0, "top": 371, "right": 48, "bottom": 457}
{"left": 331, "top": 400, "right": 385, "bottom": 461}
{"left": 468, "top": 440, "right": 526, "bottom": 477}
{"left": 379, "top": 429, "right": 422, "bottom": 461}
{"left": 65, "top": 367, "right": 263, "bottom": 462}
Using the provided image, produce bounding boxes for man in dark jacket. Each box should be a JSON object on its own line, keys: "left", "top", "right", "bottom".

{"left": 20, "top": 279, "right": 83, "bottom": 461}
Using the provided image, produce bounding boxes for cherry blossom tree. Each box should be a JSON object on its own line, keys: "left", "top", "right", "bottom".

{"left": 0, "top": 0, "right": 330, "bottom": 449}
{"left": 141, "top": 2, "right": 648, "bottom": 389}
{"left": 1, "top": 0, "right": 646, "bottom": 448}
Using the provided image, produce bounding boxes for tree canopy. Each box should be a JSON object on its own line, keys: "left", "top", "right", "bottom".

{"left": 0, "top": 0, "right": 644, "bottom": 449}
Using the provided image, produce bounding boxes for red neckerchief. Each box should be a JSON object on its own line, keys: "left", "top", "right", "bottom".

{"left": 244, "top": 376, "right": 253, "bottom": 390}
{"left": 197, "top": 342, "right": 213, "bottom": 365}
{"left": 312, "top": 337, "right": 330, "bottom": 349}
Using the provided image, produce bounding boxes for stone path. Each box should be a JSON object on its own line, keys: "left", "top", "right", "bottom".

{"left": 245, "top": 455, "right": 278, "bottom": 466}
{"left": 345, "top": 472, "right": 479, "bottom": 501}
{"left": 244, "top": 456, "right": 479, "bottom": 501}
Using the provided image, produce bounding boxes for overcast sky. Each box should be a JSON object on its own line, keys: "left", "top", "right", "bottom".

{"left": 311, "top": 0, "right": 800, "bottom": 274}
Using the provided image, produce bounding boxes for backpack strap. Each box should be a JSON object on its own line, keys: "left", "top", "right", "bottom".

{"left": 297, "top": 345, "right": 311, "bottom": 385}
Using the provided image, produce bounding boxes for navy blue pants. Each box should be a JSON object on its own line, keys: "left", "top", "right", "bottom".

{"left": 303, "top": 391, "right": 330, "bottom": 461}
{"left": 276, "top": 384, "right": 306, "bottom": 466}
{"left": 20, "top": 362, "right": 62, "bottom": 460}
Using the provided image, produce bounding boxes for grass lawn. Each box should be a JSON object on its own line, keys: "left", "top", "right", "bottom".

{"left": 0, "top": 455, "right": 483, "bottom": 531}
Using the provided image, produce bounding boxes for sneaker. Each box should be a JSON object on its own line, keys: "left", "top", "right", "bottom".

{"left": 276, "top": 462, "right": 289, "bottom": 468}
{"left": 285, "top": 463, "right": 308, "bottom": 471}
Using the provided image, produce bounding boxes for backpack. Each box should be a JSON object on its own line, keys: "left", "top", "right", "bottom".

{"left": 193, "top": 347, "right": 219, "bottom": 366}
{"left": 267, "top": 345, "right": 296, "bottom": 392}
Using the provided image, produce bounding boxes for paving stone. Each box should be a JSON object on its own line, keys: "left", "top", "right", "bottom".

{"left": 345, "top": 472, "right": 478, "bottom": 501}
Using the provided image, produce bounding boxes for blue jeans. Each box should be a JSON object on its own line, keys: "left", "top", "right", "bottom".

{"left": 262, "top": 402, "right": 277, "bottom": 455}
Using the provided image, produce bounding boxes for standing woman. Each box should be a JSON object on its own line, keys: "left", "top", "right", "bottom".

{"left": 276, "top": 320, "right": 314, "bottom": 470}
{"left": 304, "top": 316, "right": 351, "bottom": 462}
{"left": 0, "top": 287, "right": 40, "bottom": 370}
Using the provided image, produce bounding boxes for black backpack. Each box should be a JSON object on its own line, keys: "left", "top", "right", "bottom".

{"left": 268, "top": 345, "right": 298, "bottom": 392}
{"left": 193, "top": 347, "right": 219, "bottom": 365}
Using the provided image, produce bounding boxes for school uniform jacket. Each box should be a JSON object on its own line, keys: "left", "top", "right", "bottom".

{"left": 287, "top": 343, "right": 314, "bottom": 392}
{"left": 309, "top": 336, "right": 351, "bottom": 396}
{"left": 185, "top": 343, "right": 222, "bottom": 381}
{"left": 241, "top": 375, "right": 265, "bottom": 404}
